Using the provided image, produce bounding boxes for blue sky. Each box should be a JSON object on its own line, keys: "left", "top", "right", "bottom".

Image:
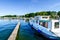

{"left": 0, "top": 0, "right": 60, "bottom": 16}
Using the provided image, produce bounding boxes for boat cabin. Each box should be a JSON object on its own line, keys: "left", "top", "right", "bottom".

{"left": 35, "top": 16, "right": 60, "bottom": 31}
{"left": 34, "top": 16, "right": 50, "bottom": 20}
{"left": 34, "top": 16, "right": 50, "bottom": 29}
{"left": 51, "top": 20, "right": 60, "bottom": 32}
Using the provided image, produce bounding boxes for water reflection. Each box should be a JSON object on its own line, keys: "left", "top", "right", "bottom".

{"left": 18, "top": 21, "right": 47, "bottom": 40}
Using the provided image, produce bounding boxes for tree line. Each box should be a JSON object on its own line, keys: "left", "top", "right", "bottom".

{"left": 1, "top": 11, "right": 60, "bottom": 19}
{"left": 24, "top": 11, "right": 60, "bottom": 19}
{"left": 1, "top": 15, "right": 17, "bottom": 17}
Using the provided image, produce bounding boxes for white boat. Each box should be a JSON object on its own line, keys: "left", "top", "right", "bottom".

{"left": 29, "top": 16, "right": 60, "bottom": 40}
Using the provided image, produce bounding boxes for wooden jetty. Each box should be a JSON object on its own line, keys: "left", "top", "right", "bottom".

{"left": 8, "top": 22, "right": 20, "bottom": 40}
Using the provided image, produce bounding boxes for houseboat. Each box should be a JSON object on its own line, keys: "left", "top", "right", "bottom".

{"left": 29, "top": 16, "right": 60, "bottom": 40}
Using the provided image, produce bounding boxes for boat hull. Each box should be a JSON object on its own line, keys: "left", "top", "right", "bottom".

{"left": 29, "top": 22, "right": 60, "bottom": 40}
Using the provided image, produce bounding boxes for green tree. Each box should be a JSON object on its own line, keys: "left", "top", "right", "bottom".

{"left": 57, "top": 11, "right": 60, "bottom": 17}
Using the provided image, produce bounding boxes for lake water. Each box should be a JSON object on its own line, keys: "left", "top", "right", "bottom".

{"left": 1, "top": 20, "right": 59, "bottom": 40}
{"left": 0, "top": 20, "right": 18, "bottom": 40}
{"left": 17, "top": 20, "right": 49, "bottom": 40}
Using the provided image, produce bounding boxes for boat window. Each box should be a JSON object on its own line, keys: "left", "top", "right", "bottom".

{"left": 42, "top": 17, "right": 48, "bottom": 19}
{"left": 43, "top": 22, "right": 48, "bottom": 28}
{"left": 54, "top": 22, "right": 59, "bottom": 28}
{"left": 39, "top": 22, "right": 43, "bottom": 26}
{"left": 39, "top": 21, "right": 48, "bottom": 28}
{"left": 36, "top": 20, "right": 38, "bottom": 23}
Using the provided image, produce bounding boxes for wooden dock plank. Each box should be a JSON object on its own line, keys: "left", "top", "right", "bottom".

{"left": 8, "top": 22, "right": 20, "bottom": 40}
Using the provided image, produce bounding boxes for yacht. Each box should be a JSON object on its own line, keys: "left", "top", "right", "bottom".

{"left": 29, "top": 16, "right": 60, "bottom": 40}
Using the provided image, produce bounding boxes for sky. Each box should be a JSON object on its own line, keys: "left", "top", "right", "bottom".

{"left": 0, "top": 0, "right": 60, "bottom": 16}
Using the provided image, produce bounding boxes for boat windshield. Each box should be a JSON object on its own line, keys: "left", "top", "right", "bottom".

{"left": 39, "top": 21, "right": 48, "bottom": 28}
{"left": 54, "top": 22, "right": 59, "bottom": 28}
